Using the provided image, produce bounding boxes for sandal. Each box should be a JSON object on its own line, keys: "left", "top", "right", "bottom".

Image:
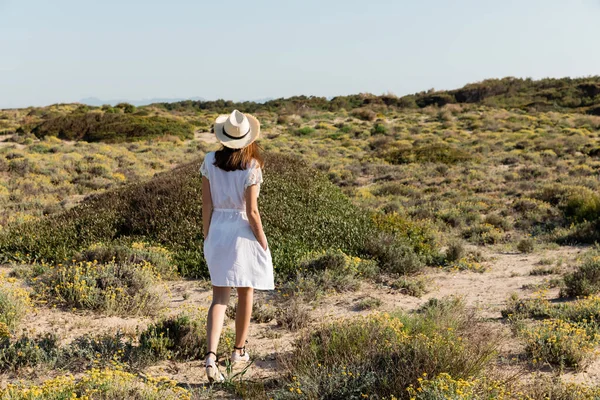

{"left": 231, "top": 340, "right": 250, "bottom": 363}
{"left": 205, "top": 351, "right": 225, "bottom": 383}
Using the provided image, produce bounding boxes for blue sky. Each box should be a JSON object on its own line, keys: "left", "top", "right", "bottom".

{"left": 1, "top": 0, "right": 599, "bottom": 108}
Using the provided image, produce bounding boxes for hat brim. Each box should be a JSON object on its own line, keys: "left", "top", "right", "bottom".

{"left": 214, "top": 113, "right": 260, "bottom": 149}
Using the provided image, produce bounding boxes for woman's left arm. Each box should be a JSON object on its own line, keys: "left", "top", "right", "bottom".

{"left": 202, "top": 176, "right": 213, "bottom": 238}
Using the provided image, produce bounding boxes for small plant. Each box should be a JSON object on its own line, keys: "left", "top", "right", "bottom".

{"left": 519, "top": 318, "right": 599, "bottom": 370}
{"left": 139, "top": 312, "right": 234, "bottom": 362}
{"left": 517, "top": 237, "right": 535, "bottom": 253}
{"left": 444, "top": 240, "right": 466, "bottom": 263}
{"left": 276, "top": 297, "right": 311, "bottom": 331}
{"left": 0, "top": 275, "right": 31, "bottom": 331}
{"left": 391, "top": 277, "right": 428, "bottom": 297}
{"left": 354, "top": 296, "right": 382, "bottom": 311}
{"left": 562, "top": 255, "right": 600, "bottom": 298}
{"left": 407, "top": 372, "right": 510, "bottom": 399}
{"left": 530, "top": 266, "right": 559, "bottom": 276}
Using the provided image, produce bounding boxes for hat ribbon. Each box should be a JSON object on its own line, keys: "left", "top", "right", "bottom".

{"left": 222, "top": 124, "right": 251, "bottom": 140}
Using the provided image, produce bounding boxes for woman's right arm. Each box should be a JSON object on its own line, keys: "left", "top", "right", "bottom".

{"left": 202, "top": 176, "right": 213, "bottom": 239}
{"left": 245, "top": 184, "right": 268, "bottom": 250}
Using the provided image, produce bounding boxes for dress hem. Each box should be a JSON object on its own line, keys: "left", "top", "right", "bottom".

{"left": 210, "top": 281, "right": 275, "bottom": 291}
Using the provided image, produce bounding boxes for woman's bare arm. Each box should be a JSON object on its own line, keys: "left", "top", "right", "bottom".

{"left": 245, "top": 185, "right": 267, "bottom": 250}
{"left": 202, "top": 176, "right": 213, "bottom": 238}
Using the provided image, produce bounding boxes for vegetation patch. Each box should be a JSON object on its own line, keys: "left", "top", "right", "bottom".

{"left": 0, "top": 367, "right": 191, "bottom": 400}
{"left": 274, "top": 297, "right": 497, "bottom": 399}
{"left": 31, "top": 112, "right": 194, "bottom": 143}
{"left": 0, "top": 274, "right": 31, "bottom": 332}
{"left": 0, "top": 153, "right": 434, "bottom": 280}
{"left": 32, "top": 259, "right": 164, "bottom": 316}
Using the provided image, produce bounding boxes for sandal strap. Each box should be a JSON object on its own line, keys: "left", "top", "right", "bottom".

{"left": 205, "top": 351, "right": 219, "bottom": 363}
{"left": 233, "top": 339, "right": 248, "bottom": 350}
{"left": 233, "top": 339, "right": 248, "bottom": 355}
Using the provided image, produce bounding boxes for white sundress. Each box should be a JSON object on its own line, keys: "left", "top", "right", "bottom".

{"left": 200, "top": 151, "right": 275, "bottom": 290}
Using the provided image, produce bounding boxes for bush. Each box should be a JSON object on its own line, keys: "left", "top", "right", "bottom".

{"left": 563, "top": 189, "right": 600, "bottom": 223}
{"left": 0, "top": 367, "right": 191, "bottom": 399}
{"left": 390, "top": 277, "right": 428, "bottom": 297}
{"left": 407, "top": 373, "right": 510, "bottom": 400}
{"left": 519, "top": 319, "right": 598, "bottom": 370}
{"left": 461, "top": 223, "right": 505, "bottom": 245}
{"left": 276, "top": 296, "right": 312, "bottom": 332}
{"left": 562, "top": 256, "right": 600, "bottom": 298}
{"left": 444, "top": 240, "right": 465, "bottom": 263}
{"left": 280, "top": 249, "right": 379, "bottom": 299}
{"left": 295, "top": 126, "right": 315, "bottom": 136}
{"left": 0, "top": 153, "right": 435, "bottom": 280}
{"left": 370, "top": 122, "right": 388, "bottom": 135}
{"left": 139, "top": 312, "right": 233, "bottom": 361}
{"left": 32, "top": 260, "right": 163, "bottom": 316}
{"left": 517, "top": 237, "right": 536, "bottom": 253}
{"left": 0, "top": 277, "right": 31, "bottom": 331}
{"left": 75, "top": 242, "right": 178, "bottom": 279}
{"left": 276, "top": 297, "right": 497, "bottom": 399}
{"left": 351, "top": 108, "right": 376, "bottom": 121}
{"left": 31, "top": 112, "right": 194, "bottom": 143}
{"left": 354, "top": 296, "right": 382, "bottom": 310}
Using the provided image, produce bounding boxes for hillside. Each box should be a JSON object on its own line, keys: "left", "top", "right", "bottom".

{"left": 0, "top": 78, "right": 600, "bottom": 398}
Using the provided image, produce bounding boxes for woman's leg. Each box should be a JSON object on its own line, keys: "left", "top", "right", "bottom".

{"left": 206, "top": 286, "right": 231, "bottom": 362}
{"left": 234, "top": 287, "right": 254, "bottom": 352}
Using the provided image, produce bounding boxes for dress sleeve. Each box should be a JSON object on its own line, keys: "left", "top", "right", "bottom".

{"left": 200, "top": 153, "right": 210, "bottom": 179}
{"left": 245, "top": 160, "right": 263, "bottom": 197}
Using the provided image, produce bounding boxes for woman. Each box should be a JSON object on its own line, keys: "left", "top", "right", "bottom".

{"left": 200, "top": 109, "right": 275, "bottom": 383}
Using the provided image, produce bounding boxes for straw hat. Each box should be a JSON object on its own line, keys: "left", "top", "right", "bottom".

{"left": 214, "top": 110, "right": 260, "bottom": 149}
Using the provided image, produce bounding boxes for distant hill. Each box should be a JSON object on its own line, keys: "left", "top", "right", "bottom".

{"left": 154, "top": 76, "right": 600, "bottom": 115}
{"left": 80, "top": 96, "right": 207, "bottom": 107}
{"left": 409, "top": 76, "right": 600, "bottom": 114}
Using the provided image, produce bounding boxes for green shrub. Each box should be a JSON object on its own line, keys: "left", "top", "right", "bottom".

{"left": 280, "top": 249, "right": 378, "bottom": 299}
{"left": 517, "top": 237, "right": 536, "bottom": 253}
{"left": 407, "top": 373, "right": 510, "bottom": 400}
{"left": 31, "top": 112, "right": 193, "bottom": 142}
{"left": 0, "top": 153, "right": 434, "bottom": 280}
{"left": 519, "top": 318, "right": 599, "bottom": 370}
{"left": 295, "top": 126, "right": 315, "bottom": 136}
{"left": 444, "top": 240, "right": 465, "bottom": 263}
{"left": 0, "top": 367, "right": 190, "bottom": 399}
{"left": 0, "top": 278, "right": 31, "bottom": 331}
{"left": 75, "top": 242, "right": 178, "bottom": 279}
{"left": 563, "top": 189, "right": 600, "bottom": 223}
{"left": 461, "top": 223, "right": 505, "bottom": 245}
{"left": 371, "top": 212, "right": 440, "bottom": 265}
{"left": 276, "top": 297, "right": 497, "bottom": 399}
{"left": 32, "top": 260, "right": 163, "bottom": 316}
{"left": 139, "top": 312, "right": 233, "bottom": 361}
{"left": 562, "top": 256, "right": 600, "bottom": 298}
{"left": 354, "top": 296, "right": 382, "bottom": 310}
{"left": 370, "top": 122, "right": 388, "bottom": 135}
{"left": 390, "top": 277, "right": 428, "bottom": 297}
{"left": 0, "top": 333, "right": 59, "bottom": 372}
{"left": 275, "top": 296, "right": 311, "bottom": 332}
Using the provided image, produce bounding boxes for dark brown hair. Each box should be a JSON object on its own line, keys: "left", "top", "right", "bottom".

{"left": 213, "top": 141, "right": 265, "bottom": 172}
